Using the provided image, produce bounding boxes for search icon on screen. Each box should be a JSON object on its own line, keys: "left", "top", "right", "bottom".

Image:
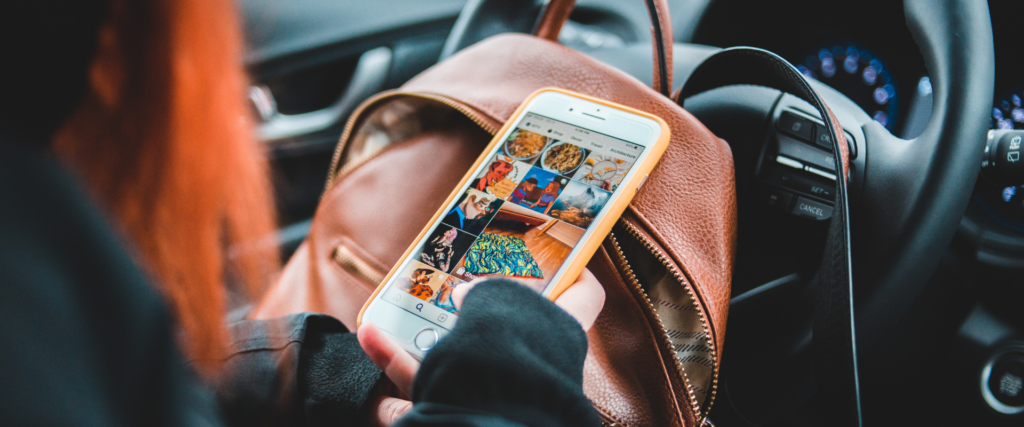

{"left": 415, "top": 303, "right": 423, "bottom": 312}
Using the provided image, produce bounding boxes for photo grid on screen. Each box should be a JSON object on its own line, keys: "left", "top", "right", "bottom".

{"left": 394, "top": 113, "right": 644, "bottom": 317}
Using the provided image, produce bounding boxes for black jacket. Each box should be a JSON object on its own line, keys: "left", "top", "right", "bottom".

{"left": 0, "top": 141, "right": 600, "bottom": 426}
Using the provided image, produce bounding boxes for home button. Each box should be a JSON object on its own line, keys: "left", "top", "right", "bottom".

{"left": 414, "top": 328, "right": 439, "bottom": 351}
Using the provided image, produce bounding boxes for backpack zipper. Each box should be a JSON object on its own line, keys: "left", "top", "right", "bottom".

{"left": 332, "top": 243, "right": 386, "bottom": 286}
{"left": 610, "top": 220, "right": 719, "bottom": 423}
{"left": 322, "top": 89, "right": 718, "bottom": 422}
{"left": 321, "top": 90, "right": 501, "bottom": 285}
{"left": 325, "top": 90, "right": 501, "bottom": 192}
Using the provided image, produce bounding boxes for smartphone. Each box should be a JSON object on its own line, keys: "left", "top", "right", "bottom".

{"left": 357, "top": 88, "right": 670, "bottom": 358}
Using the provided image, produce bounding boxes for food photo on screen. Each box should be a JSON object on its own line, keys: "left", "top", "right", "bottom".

{"left": 539, "top": 140, "right": 588, "bottom": 178}
{"left": 574, "top": 153, "right": 635, "bottom": 191}
{"left": 503, "top": 128, "right": 551, "bottom": 162}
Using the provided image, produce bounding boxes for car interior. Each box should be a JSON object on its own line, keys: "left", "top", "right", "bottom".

{"left": 239, "top": 0, "right": 1024, "bottom": 425}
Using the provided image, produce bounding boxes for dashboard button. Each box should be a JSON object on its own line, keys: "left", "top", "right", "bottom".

{"left": 809, "top": 123, "right": 857, "bottom": 160}
{"left": 414, "top": 328, "right": 439, "bottom": 351}
{"left": 766, "top": 168, "right": 835, "bottom": 200}
{"left": 791, "top": 197, "right": 833, "bottom": 220}
{"left": 813, "top": 123, "right": 834, "bottom": 150}
{"left": 982, "top": 130, "right": 1024, "bottom": 185}
{"left": 778, "top": 111, "right": 814, "bottom": 142}
{"left": 995, "top": 132, "right": 1024, "bottom": 181}
{"left": 805, "top": 166, "right": 837, "bottom": 181}
{"left": 760, "top": 186, "right": 794, "bottom": 211}
{"left": 778, "top": 135, "right": 837, "bottom": 172}
{"left": 776, "top": 155, "right": 804, "bottom": 170}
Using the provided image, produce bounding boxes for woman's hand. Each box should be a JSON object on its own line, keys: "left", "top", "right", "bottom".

{"left": 356, "top": 268, "right": 606, "bottom": 425}
{"left": 357, "top": 324, "right": 415, "bottom": 427}
{"left": 453, "top": 267, "right": 605, "bottom": 331}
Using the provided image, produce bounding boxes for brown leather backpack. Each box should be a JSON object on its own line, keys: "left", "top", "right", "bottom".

{"left": 254, "top": 1, "right": 738, "bottom": 425}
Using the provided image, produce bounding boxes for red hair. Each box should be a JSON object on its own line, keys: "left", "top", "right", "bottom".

{"left": 53, "top": 0, "right": 277, "bottom": 377}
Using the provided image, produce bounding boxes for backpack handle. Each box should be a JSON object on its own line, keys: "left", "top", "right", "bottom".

{"left": 533, "top": 0, "right": 674, "bottom": 97}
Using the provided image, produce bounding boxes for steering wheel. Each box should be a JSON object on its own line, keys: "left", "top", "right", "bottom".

{"left": 442, "top": 0, "right": 995, "bottom": 423}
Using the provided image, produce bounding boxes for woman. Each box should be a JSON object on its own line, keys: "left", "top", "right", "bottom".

{"left": 509, "top": 178, "right": 539, "bottom": 204}
{"left": 421, "top": 228, "right": 458, "bottom": 272}
{"left": 529, "top": 180, "right": 563, "bottom": 214}
{"left": 1, "top": 0, "right": 605, "bottom": 426}
{"left": 398, "top": 268, "right": 437, "bottom": 301}
{"left": 430, "top": 277, "right": 462, "bottom": 314}
{"left": 49, "top": 0, "right": 278, "bottom": 378}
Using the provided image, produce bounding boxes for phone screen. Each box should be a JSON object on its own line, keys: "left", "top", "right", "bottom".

{"left": 376, "top": 111, "right": 646, "bottom": 332}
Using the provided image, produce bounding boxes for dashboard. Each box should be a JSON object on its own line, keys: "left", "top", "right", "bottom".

{"left": 239, "top": 0, "right": 1024, "bottom": 255}
{"left": 963, "top": 0, "right": 1024, "bottom": 265}
{"left": 687, "top": 2, "right": 1023, "bottom": 423}
{"left": 690, "top": 0, "right": 1024, "bottom": 263}
{"left": 235, "top": 0, "right": 1022, "bottom": 424}
{"left": 689, "top": 0, "right": 928, "bottom": 139}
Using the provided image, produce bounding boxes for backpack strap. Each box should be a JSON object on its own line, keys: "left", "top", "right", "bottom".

{"left": 679, "top": 47, "right": 863, "bottom": 427}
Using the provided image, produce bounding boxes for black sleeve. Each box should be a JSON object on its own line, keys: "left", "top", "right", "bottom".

{"left": 396, "top": 279, "right": 601, "bottom": 427}
{"left": 0, "top": 143, "right": 386, "bottom": 427}
{"left": 0, "top": 143, "right": 223, "bottom": 427}
{"left": 213, "top": 313, "right": 383, "bottom": 427}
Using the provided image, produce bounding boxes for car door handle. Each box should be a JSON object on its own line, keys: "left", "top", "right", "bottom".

{"left": 254, "top": 46, "right": 393, "bottom": 141}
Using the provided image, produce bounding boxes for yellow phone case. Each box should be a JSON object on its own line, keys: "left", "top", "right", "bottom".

{"left": 357, "top": 87, "right": 671, "bottom": 327}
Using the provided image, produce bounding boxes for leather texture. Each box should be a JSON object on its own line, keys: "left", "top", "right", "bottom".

{"left": 402, "top": 35, "right": 735, "bottom": 364}
{"left": 532, "top": 0, "right": 574, "bottom": 41}
{"left": 256, "top": 7, "right": 735, "bottom": 427}
{"left": 254, "top": 126, "right": 490, "bottom": 328}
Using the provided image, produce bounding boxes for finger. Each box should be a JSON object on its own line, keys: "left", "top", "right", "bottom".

{"left": 357, "top": 322, "right": 420, "bottom": 396}
{"left": 373, "top": 376, "right": 411, "bottom": 402}
{"left": 554, "top": 268, "right": 606, "bottom": 331}
{"left": 452, "top": 279, "right": 483, "bottom": 308}
{"left": 371, "top": 397, "right": 413, "bottom": 427}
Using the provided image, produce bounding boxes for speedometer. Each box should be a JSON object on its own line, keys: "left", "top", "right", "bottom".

{"left": 795, "top": 44, "right": 898, "bottom": 132}
{"left": 991, "top": 85, "right": 1024, "bottom": 130}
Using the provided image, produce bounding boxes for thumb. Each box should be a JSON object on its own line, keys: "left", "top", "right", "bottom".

{"left": 372, "top": 397, "right": 412, "bottom": 426}
{"left": 357, "top": 322, "right": 420, "bottom": 397}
